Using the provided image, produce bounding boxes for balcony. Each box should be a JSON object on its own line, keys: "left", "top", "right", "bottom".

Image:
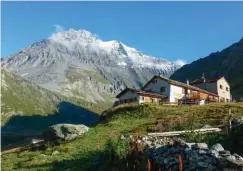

{"left": 183, "top": 93, "right": 218, "bottom": 104}
{"left": 185, "top": 93, "right": 200, "bottom": 100}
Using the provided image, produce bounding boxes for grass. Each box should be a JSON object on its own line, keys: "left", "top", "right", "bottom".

{"left": 2, "top": 103, "right": 243, "bottom": 171}
{"left": 1, "top": 69, "right": 111, "bottom": 125}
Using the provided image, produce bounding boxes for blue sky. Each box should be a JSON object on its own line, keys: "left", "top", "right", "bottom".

{"left": 2, "top": 2, "right": 243, "bottom": 63}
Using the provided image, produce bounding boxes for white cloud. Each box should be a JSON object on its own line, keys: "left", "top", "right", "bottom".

{"left": 174, "top": 59, "right": 187, "bottom": 66}
{"left": 53, "top": 24, "right": 65, "bottom": 33}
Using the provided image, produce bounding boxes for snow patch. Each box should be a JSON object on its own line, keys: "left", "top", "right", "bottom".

{"left": 117, "top": 62, "right": 127, "bottom": 66}
{"left": 21, "top": 73, "right": 29, "bottom": 77}
{"left": 47, "top": 29, "right": 185, "bottom": 71}
{"left": 174, "top": 59, "right": 186, "bottom": 66}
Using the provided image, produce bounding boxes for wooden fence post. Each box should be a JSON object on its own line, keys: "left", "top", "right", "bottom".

{"left": 228, "top": 109, "right": 232, "bottom": 135}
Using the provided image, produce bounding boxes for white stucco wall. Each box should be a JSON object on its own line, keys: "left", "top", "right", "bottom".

{"left": 217, "top": 77, "right": 231, "bottom": 102}
{"left": 142, "top": 78, "right": 170, "bottom": 98}
{"left": 169, "top": 84, "right": 185, "bottom": 103}
{"left": 138, "top": 96, "right": 160, "bottom": 103}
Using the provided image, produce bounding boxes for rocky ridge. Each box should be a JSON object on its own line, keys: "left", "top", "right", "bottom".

{"left": 170, "top": 38, "right": 243, "bottom": 100}
{"left": 2, "top": 29, "right": 184, "bottom": 103}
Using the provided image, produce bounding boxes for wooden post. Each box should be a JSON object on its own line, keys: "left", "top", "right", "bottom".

{"left": 227, "top": 109, "right": 232, "bottom": 135}
{"left": 229, "top": 109, "right": 232, "bottom": 132}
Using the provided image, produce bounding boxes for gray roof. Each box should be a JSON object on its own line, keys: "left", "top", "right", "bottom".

{"left": 142, "top": 75, "right": 219, "bottom": 97}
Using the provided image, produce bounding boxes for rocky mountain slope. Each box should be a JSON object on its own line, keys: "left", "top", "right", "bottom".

{"left": 1, "top": 69, "right": 99, "bottom": 133}
{"left": 2, "top": 29, "right": 184, "bottom": 103}
{"left": 170, "top": 38, "right": 243, "bottom": 100}
{"left": 1, "top": 69, "right": 61, "bottom": 124}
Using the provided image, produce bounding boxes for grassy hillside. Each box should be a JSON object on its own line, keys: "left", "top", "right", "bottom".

{"left": 1, "top": 69, "right": 110, "bottom": 126}
{"left": 1, "top": 69, "right": 113, "bottom": 149}
{"left": 2, "top": 103, "right": 243, "bottom": 171}
{"left": 170, "top": 38, "right": 243, "bottom": 100}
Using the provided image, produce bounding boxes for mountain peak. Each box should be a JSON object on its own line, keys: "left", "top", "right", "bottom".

{"left": 2, "top": 28, "right": 184, "bottom": 103}
{"left": 49, "top": 29, "right": 97, "bottom": 42}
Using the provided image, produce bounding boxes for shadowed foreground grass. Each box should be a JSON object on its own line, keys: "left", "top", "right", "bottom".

{"left": 2, "top": 103, "right": 243, "bottom": 171}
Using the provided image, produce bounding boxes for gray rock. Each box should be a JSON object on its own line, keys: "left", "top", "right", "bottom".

{"left": 142, "top": 135, "right": 243, "bottom": 171}
{"left": 227, "top": 155, "right": 236, "bottom": 161}
{"left": 196, "top": 156, "right": 206, "bottom": 161}
{"left": 227, "top": 154, "right": 243, "bottom": 167}
{"left": 189, "top": 157, "right": 197, "bottom": 161}
{"left": 231, "top": 118, "right": 242, "bottom": 125}
{"left": 197, "top": 161, "right": 208, "bottom": 168}
{"left": 146, "top": 141, "right": 152, "bottom": 146}
{"left": 164, "top": 157, "right": 174, "bottom": 164}
{"left": 207, "top": 164, "right": 217, "bottom": 171}
{"left": 44, "top": 124, "right": 89, "bottom": 141}
{"left": 210, "top": 149, "right": 219, "bottom": 157}
{"left": 186, "top": 143, "right": 195, "bottom": 149}
{"left": 211, "top": 143, "right": 224, "bottom": 152}
{"left": 223, "top": 168, "right": 243, "bottom": 171}
{"left": 141, "top": 136, "right": 147, "bottom": 142}
{"left": 219, "top": 150, "right": 231, "bottom": 157}
{"left": 192, "top": 143, "right": 208, "bottom": 149}
{"left": 218, "top": 157, "right": 229, "bottom": 167}
{"left": 120, "top": 135, "right": 126, "bottom": 140}
{"left": 201, "top": 124, "right": 212, "bottom": 129}
{"left": 233, "top": 153, "right": 243, "bottom": 161}
{"left": 198, "top": 150, "right": 207, "bottom": 155}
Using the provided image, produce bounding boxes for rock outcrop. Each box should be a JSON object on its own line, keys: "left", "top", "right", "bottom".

{"left": 43, "top": 124, "right": 89, "bottom": 141}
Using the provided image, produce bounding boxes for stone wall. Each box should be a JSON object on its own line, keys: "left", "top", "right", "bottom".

{"left": 123, "top": 135, "right": 243, "bottom": 171}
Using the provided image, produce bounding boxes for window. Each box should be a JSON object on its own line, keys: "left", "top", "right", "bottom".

{"left": 226, "top": 87, "right": 229, "bottom": 91}
{"left": 149, "top": 89, "right": 152, "bottom": 92}
{"left": 160, "top": 86, "right": 166, "bottom": 93}
{"left": 133, "top": 97, "right": 137, "bottom": 102}
{"left": 141, "top": 96, "right": 144, "bottom": 100}
{"left": 226, "top": 99, "right": 229, "bottom": 102}
{"left": 220, "top": 85, "right": 223, "bottom": 89}
{"left": 152, "top": 79, "right": 157, "bottom": 84}
{"left": 151, "top": 98, "right": 154, "bottom": 102}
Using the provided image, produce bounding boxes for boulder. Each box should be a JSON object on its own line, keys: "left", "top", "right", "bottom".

{"left": 192, "top": 143, "right": 208, "bottom": 150}
{"left": 211, "top": 143, "right": 224, "bottom": 152}
{"left": 201, "top": 124, "right": 212, "bottom": 129}
{"left": 44, "top": 124, "right": 89, "bottom": 142}
{"left": 231, "top": 118, "right": 242, "bottom": 125}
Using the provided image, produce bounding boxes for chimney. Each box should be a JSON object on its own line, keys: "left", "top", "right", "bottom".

{"left": 202, "top": 73, "right": 206, "bottom": 83}
{"left": 186, "top": 79, "right": 189, "bottom": 85}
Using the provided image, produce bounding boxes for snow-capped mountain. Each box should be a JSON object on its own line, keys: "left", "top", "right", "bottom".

{"left": 2, "top": 29, "right": 185, "bottom": 103}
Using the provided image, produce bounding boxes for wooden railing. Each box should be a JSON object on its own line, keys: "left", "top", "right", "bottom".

{"left": 185, "top": 93, "right": 200, "bottom": 100}
{"left": 184, "top": 94, "right": 218, "bottom": 103}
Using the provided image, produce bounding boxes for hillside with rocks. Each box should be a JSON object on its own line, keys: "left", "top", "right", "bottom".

{"left": 170, "top": 38, "right": 243, "bottom": 100}
{"left": 1, "top": 29, "right": 184, "bottom": 104}
{"left": 1, "top": 69, "right": 100, "bottom": 133}
{"left": 2, "top": 103, "right": 243, "bottom": 171}
{"left": 1, "top": 69, "right": 61, "bottom": 124}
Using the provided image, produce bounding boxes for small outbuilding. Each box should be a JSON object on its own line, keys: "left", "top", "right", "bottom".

{"left": 116, "top": 88, "right": 167, "bottom": 105}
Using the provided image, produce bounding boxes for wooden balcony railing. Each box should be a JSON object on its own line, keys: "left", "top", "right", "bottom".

{"left": 185, "top": 94, "right": 218, "bottom": 102}
{"left": 185, "top": 94, "right": 200, "bottom": 100}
